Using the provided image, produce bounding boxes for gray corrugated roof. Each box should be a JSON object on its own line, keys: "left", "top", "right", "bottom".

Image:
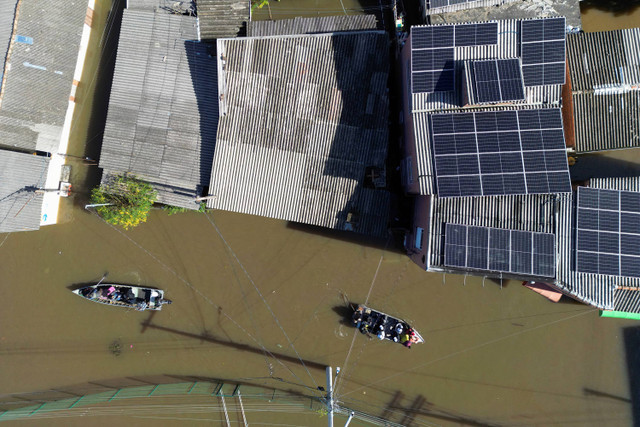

{"left": 0, "top": 0, "right": 17, "bottom": 83}
{"left": 209, "top": 32, "right": 391, "bottom": 237}
{"left": 99, "top": 10, "right": 218, "bottom": 210}
{"left": 572, "top": 91, "right": 640, "bottom": 153}
{"left": 0, "top": 0, "right": 86, "bottom": 152}
{"left": 428, "top": 0, "right": 581, "bottom": 29}
{"left": 425, "top": 0, "right": 515, "bottom": 16}
{"left": 555, "top": 177, "right": 640, "bottom": 313}
{"left": 247, "top": 15, "right": 380, "bottom": 37}
{"left": 566, "top": 28, "right": 640, "bottom": 153}
{"left": 426, "top": 193, "right": 558, "bottom": 280}
{"left": 127, "top": 0, "right": 196, "bottom": 13}
{"left": 197, "top": 0, "right": 249, "bottom": 40}
{"left": 0, "top": 149, "right": 49, "bottom": 232}
{"left": 567, "top": 28, "right": 640, "bottom": 91}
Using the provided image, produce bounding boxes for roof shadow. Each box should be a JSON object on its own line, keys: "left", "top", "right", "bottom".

{"left": 570, "top": 153, "right": 640, "bottom": 182}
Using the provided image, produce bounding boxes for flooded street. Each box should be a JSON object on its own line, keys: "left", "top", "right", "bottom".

{"left": 1, "top": 1, "right": 640, "bottom": 426}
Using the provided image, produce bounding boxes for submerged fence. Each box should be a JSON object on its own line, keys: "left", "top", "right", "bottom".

{"left": 0, "top": 379, "right": 402, "bottom": 426}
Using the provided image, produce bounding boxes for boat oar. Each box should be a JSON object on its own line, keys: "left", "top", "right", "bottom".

{"left": 96, "top": 272, "right": 108, "bottom": 286}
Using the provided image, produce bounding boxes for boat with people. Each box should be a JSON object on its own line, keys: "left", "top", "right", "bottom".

{"left": 72, "top": 283, "right": 172, "bottom": 311}
{"left": 351, "top": 304, "right": 423, "bottom": 348}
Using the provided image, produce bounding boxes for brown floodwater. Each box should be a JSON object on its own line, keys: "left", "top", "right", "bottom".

{"left": 1, "top": 1, "right": 640, "bottom": 426}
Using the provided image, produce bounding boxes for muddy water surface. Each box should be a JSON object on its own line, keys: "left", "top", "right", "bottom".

{"left": 1, "top": 1, "right": 639, "bottom": 426}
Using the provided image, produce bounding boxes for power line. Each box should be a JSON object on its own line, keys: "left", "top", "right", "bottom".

{"left": 83, "top": 208, "right": 320, "bottom": 395}
{"left": 205, "top": 213, "right": 322, "bottom": 393}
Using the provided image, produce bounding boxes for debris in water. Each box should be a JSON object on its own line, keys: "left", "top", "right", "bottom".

{"left": 109, "top": 340, "right": 122, "bottom": 356}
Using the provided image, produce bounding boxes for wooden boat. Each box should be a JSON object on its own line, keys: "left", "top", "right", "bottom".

{"left": 351, "top": 304, "right": 424, "bottom": 348}
{"left": 72, "top": 284, "right": 172, "bottom": 311}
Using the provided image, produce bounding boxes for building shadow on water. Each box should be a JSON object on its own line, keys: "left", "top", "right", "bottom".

{"left": 580, "top": 0, "right": 640, "bottom": 14}
{"left": 69, "top": 0, "right": 125, "bottom": 204}
{"left": 624, "top": 326, "right": 640, "bottom": 426}
{"left": 570, "top": 154, "right": 640, "bottom": 182}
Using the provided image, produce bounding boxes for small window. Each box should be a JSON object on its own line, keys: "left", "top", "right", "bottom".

{"left": 415, "top": 227, "right": 424, "bottom": 250}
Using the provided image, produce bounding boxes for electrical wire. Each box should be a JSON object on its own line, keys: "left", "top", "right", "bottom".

{"left": 205, "top": 212, "right": 322, "bottom": 393}
{"left": 338, "top": 308, "right": 597, "bottom": 398}
{"left": 84, "top": 208, "right": 321, "bottom": 396}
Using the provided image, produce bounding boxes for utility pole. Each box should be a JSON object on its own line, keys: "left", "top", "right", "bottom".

{"left": 326, "top": 366, "right": 334, "bottom": 427}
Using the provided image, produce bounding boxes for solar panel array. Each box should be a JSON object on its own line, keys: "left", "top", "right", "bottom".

{"left": 444, "top": 224, "right": 556, "bottom": 277}
{"left": 429, "top": 0, "right": 472, "bottom": 8}
{"left": 576, "top": 187, "right": 640, "bottom": 278}
{"left": 468, "top": 59, "right": 525, "bottom": 104}
{"left": 431, "top": 109, "right": 571, "bottom": 197}
{"left": 520, "top": 18, "right": 566, "bottom": 86}
{"left": 411, "top": 23, "right": 498, "bottom": 93}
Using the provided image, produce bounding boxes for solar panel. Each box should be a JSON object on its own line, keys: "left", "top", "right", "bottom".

{"left": 454, "top": 23, "right": 498, "bottom": 47}
{"left": 444, "top": 224, "right": 556, "bottom": 277}
{"left": 575, "top": 187, "right": 640, "bottom": 278}
{"left": 429, "top": 0, "right": 475, "bottom": 9}
{"left": 520, "top": 17, "right": 566, "bottom": 86}
{"left": 411, "top": 26, "right": 455, "bottom": 93}
{"left": 431, "top": 109, "right": 571, "bottom": 197}
{"left": 467, "top": 59, "right": 525, "bottom": 104}
{"left": 410, "top": 22, "right": 498, "bottom": 94}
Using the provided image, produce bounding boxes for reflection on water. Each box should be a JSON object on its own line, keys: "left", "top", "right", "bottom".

{"left": 0, "top": 1, "right": 639, "bottom": 426}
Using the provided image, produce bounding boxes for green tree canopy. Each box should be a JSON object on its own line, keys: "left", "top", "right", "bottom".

{"left": 90, "top": 175, "right": 157, "bottom": 229}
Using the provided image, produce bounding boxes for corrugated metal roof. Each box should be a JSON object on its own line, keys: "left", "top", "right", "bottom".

{"left": 428, "top": 0, "right": 581, "bottom": 29}
{"left": 0, "top": 0, "right": 86, "bottom": 152}
{"left": 567, "top": 28, "right": 640, "bottom": 91}
{"left": 209, "top": 32, "right": 391, "bottom": 237}
{"left": 99, "top": 10, "right": 218, "bottom": 210}
{"left": 425, "top": 0, "right": 515, "bottom": 15}
{"left": 427, "top": 193, "right": 557, "bottom": 280}
{"left": 247, "top": 15, "right": 380, "bottom": 37}
{"left": 554, "top": 177, "right": 640, "bottom": 312}
{"left": 0, "top": 149, "right": 49, "bottom": 232}
{"left": 412, "top": 104, "right": 564, "bottom": 196}
{"left": 407, "top": 18, "right": 566, "bottom": 196}
{"left": 572, "top": 91, "right": 640, "bottom": 153}
{"left": 566, "top": 28, "right": 640, "bottom": 153}
{"left": 196, "top": 0, "right": 249, "bottom": 40}
{"left": 0, "top": 0, "right": 17, "bottom": 83}
{"left": 410, "top": 20, "right": 563, "bottom": 113}
{"left": 127, "top": 0, "right": 196, "bottom": 14}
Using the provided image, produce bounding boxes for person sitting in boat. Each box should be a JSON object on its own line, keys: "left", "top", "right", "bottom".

{"left": 352, "top": 309, "right": 363, "bottom": 325}
{"left": 377, "top": 325, "right": 385, "bottom": 340}
{"left": 400, "top": 331, "right": 411, "bottom": 348}
{"left": 123, "top": 288, "right": 136, "bottom": 304}
{"left": 401, "top": 329, "right": 417, "bottom": 348}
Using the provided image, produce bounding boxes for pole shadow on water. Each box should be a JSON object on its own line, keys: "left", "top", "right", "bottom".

{"left": 140, "top": 321, "right": 326, "bottom": 371}
{"left": 380, "top": 392, "right": 501, "bottom": 427}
